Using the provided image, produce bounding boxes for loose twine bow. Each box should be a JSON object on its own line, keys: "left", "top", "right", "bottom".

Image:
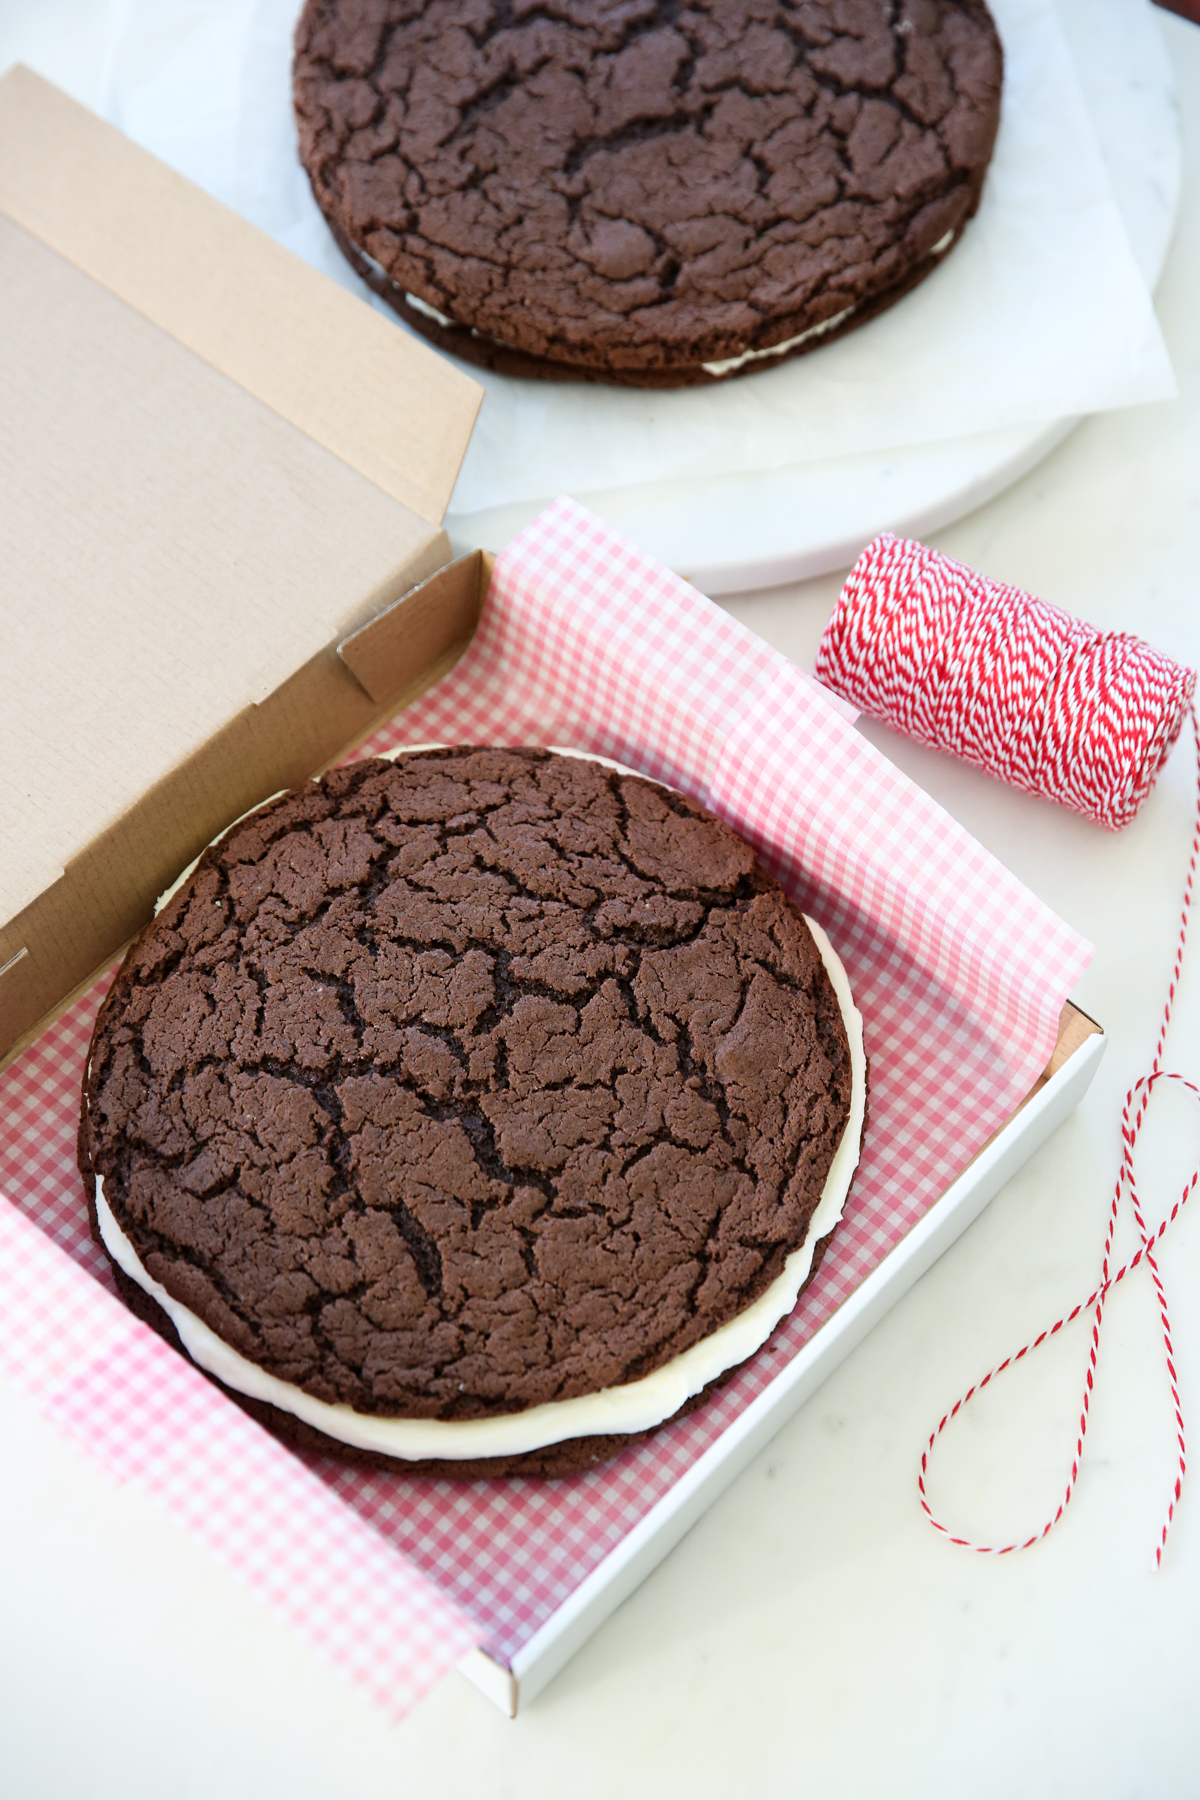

{"left": 816, "top": 536, "right": 1198, "bottom": 1564}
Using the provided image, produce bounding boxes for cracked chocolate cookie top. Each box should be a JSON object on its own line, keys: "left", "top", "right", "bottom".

{"left": 293, "top": 0, "right": 1002, "bottom": 382}
{"left": 81, "top": 750, "right": 853, "bottom": 1421}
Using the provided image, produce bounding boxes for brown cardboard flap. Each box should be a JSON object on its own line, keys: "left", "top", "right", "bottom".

{"left": 1043, "top": 1001, "right": 1102, "bottom": 1081}
{"left": 0, "top": 211, "right": 449, "bottom": 930}
{"left": 338, "top": 551, "right": 493, "bottom": 707}
{"left": 0, "top": 65, "right": 482, "bottom": 526}
{"left": 963, "top": 1001, "right": 1102, "bottom": 1172}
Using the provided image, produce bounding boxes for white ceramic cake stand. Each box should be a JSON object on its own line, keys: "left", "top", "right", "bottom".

{"left": 445, "top": 0, "right": 1181, "bottom": 594}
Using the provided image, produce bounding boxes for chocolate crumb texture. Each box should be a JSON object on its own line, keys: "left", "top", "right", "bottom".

{"left": 293, "top": 0, "right": 1002, "bottom": 382}
{"left": 82, "top": 750, "right": 852, "bottom": 1423}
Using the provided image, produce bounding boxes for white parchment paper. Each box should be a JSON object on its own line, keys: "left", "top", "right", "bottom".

{"left": 95, "top": 0, "right": 1175, "bottom": 514}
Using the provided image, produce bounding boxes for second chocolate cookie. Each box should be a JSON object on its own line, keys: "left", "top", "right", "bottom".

{"left": 294, "top": 0, "right": 1003, "bottom": 385}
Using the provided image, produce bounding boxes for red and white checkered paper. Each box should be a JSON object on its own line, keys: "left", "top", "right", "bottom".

{"left": 0, "top": 497, "right": 1092, "bottom": 1711}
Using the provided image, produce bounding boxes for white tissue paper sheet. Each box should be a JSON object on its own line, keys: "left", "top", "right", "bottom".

{"left": 93, "top": 0, "right": 1175, "bottom": 517}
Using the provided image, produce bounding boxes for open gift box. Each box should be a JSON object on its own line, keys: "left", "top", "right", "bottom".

{"left": 0, "top": 70, "right": 1101, "bottom": 1719}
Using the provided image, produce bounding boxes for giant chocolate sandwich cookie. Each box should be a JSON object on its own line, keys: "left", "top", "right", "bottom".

{"left": 80, "top": 749, "right": 866, "bottom": 1476}
{"left": 293, "top": 0, "right": 1002, "bottom": 387}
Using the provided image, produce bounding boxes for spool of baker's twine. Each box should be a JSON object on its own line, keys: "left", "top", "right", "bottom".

{"left": 815, "top": 535, "right": 1199, "bottom": 1565}
{"left": 817, "top": 534, "right": 1194, "bottom": 832}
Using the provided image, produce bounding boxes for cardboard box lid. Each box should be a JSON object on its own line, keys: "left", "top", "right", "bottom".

{"left": 0, "top": 65, "right": 483, "bottom": 1053}
{"left": 0, "top": 64, "right": 478, "bottom": 525}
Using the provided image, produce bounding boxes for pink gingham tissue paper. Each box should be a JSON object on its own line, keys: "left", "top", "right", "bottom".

{"left": 0, "top": 1198, "right": 483, "bottom": 1720}
{"left": 1, "top": 496, "right": 1092, "bottom": 1700}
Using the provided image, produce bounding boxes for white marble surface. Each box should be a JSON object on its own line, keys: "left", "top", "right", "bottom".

{"left": 4, "top": 11, "right": 1200, "bottom": 1799}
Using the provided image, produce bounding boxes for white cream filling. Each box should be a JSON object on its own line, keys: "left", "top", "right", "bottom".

{"left": 698, "top": 232, "right": 958, "bottom": 378}
{"left": 397, "top": 277, "right": 857, "bottom": 383}
{"left": 99, "top": 747, "right": 865, "bottom": 1459}
{"left": 404, "top": 289, "right": 456, "bottom": 330}
{"left": 702, "top": 304, "right": 857, "bottom": 378}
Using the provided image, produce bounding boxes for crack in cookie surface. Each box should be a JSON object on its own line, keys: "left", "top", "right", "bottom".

{"left": 82, "top": 750, "right": 852, "bottom": 1421}
{"left": 294, "top": 0, "right": 1002, "bottom": 377}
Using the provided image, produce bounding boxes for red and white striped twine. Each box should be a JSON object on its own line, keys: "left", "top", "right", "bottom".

{"left": 816, "top": 535, "right": 1199, "bottom": 1563}
{"left": 815, "top": 534, "right": 1195, "bottom": 832}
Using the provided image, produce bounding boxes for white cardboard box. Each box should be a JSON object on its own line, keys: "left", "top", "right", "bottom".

{"left": 460, "top": 1010, "right": 1105, "bottom": 1714}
